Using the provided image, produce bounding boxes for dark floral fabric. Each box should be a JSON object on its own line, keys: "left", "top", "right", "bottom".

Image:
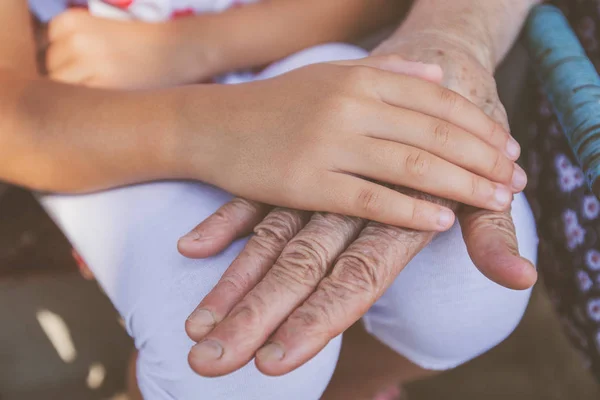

{"left": 524, "top": 0, "right": 600, "bottom": 381}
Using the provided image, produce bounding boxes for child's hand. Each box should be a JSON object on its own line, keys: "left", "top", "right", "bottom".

{"left": 190, "top": 56, "right": 525, "bottom": 232}
{"left": 46, "top": 9, "right": 217, "bottom": 89}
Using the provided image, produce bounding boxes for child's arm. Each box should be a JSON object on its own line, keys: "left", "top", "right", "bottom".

{"left": 186, "top": 0, "right": 410, "bottom": 75}
{"left": 0, "top": 0, "right": 215, "bottom": 192}
{"left": 45, "top": 0, "right": 410, "bottom": 88}
{"left": 2, "top": 1, "right": 522, "bottom": 230}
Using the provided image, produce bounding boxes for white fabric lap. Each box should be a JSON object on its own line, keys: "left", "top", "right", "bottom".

{"left": 362, "top": 192, "right": 537, "bottom": 370}
{"left": 38, "top": 40, "right": 539, "bottom": 397}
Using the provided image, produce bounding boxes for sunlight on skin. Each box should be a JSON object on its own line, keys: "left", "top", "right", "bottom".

{"left": 36, "top": 309, "right": 77, "bottom": 363}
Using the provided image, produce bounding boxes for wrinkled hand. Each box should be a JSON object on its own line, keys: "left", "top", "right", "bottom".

{"left": 178, "top": 35, "right": 537, "bottom": 378}
{"left": 46, "top": 9, "right": 215, "bottom": 88}
{"left": 372, "top": 31, "right": 537, "bottom": 289}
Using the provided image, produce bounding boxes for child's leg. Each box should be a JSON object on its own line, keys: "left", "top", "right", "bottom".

{"left": 324, "top": 193, "right": 538, "bottom": 399}
{"left": 39, "top": 43, "right": 368, "bottom": 400}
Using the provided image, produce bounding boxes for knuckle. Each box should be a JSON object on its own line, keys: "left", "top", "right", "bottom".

{"left": 345, "top": 65, "right": 375, "bottom": 85}
{"left": 489, "top": 152, "right": 511, "bottom": 181}
{"left": 470, "top": 174, "right": 482, "bottom": 199}
{"left": 229, "top": 302, "right": 263, "bottom": 327}
{"left": 407, "top": 200, "right": 426, "bottom": 225}
{"left": 253, "top": 209, "right": 307, "bottom": 246}
{"left": 289, "top": 298, "right": 336, "bottom": 336}
{"left": 272, "top": 238, "right": 330, "bottom": 286}
{"left": 325, "top": 93, "right": 361, "bottom": 122}
{"left": 487, "top": 118, "right": 506, "bottom": 144}
{"left": 439, "top": 87, "right": 462, "bottom": 115}
{"left": 356, "top": 187, "right": 383, "bottom": 216}
{"left": 312, "top": 212, "right": 364, "bottom": 233}
{"left": 431, "top": 121, "right": 452, "bottom": 148}
{"left": 230, "top": 197, "right": 259, "bottom": 214}
{"left": 218, "top": 271, "right": 251, "bottom": 297}
{"left": 332, "top": 254, "right": 381, "bottom": 296}
{"left": 404, "top": 150, "right": 430, "bottom": 177}
{"left": 288, "top": 308, "right": 322, "bottom": 331}
{"left": 462, "top": 210, "right": 517, "bottom": 248}
{"left": 211, "top": 205, "right": 237, "bottom": 226}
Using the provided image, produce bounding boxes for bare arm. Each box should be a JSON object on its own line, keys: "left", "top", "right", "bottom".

{"left": 389, "top": 0, "right": 541, "bottom": 71}
{"left": 0, "top": 1, "right": 220, "bottom": 192}
{"left": 170, "top": 0, "right": 410, "bottom": 79}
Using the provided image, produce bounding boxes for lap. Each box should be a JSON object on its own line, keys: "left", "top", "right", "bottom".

{"left": 364, "top": 192, "right": 537, "bottom": 370}
{"left": 42, "top": 181, "right": 342, "bottom": 400}
{"left": 38, "top": 41, "right": 539, "bottom": 397}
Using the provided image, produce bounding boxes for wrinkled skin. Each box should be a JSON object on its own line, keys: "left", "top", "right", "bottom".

{"left": 178, "top": 32, "right": 537, "bottom": 378}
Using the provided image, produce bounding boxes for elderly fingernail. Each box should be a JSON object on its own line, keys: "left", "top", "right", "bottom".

{"left": 437, "top": 209, "right": 454, "bottom": 229}
{"left": 179, "top": 230, "right": 200, "bottom": 242}
{"left": 256, "top": 343, "right": 285, "bottom": 362}
{"left": 494, "top": 186, "right": 512, "bottom": 208}
{"left": 190, "top": 340, "right": 223, "bottom": 362}
{"left": 187, "top": 309, "right": 216, "bottom": 337}
{"left": 505, "top": 137, "right": 521, "bottom": 160}
{"left": 511, "top": 164, "right": 527, "bottom": 191}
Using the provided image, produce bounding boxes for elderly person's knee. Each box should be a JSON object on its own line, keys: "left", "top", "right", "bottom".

{"left": 134, "top": 325, "right": 342, "bottom": 399}
{"left": 362, "top": 193, "right": 537, "bottom": 370}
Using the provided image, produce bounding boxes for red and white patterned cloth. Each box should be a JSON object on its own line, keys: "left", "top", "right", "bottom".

{"left": 29, "top": 0, "right": 258, "bottom": 22}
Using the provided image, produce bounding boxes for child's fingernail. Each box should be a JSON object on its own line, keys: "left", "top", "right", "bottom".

{"left": 494, "top": 186, "right": 512, "bottom": 208}
{"left": 437, "top": 209, "right": 454, "bottom": 229}
{"left": 511, "top": 164, "right": 527, "bottom": 191}
{"left": 506, "top": 137, "right": 521, "bottom": 160}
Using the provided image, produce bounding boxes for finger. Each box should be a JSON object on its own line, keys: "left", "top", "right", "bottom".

{"left": 333, "top": 55, "right": 444, "bottom": 83}
{"left": 48, "top": 61, "right": 90, "bottom": 84}
{"left": 188, "top": 213, "right": 365, "bottom": 377}
{"left": 178, "top": 198, "right": 272, "bottom": 258}
{"left": 458, "top": 206, "right": 537, "bottom": 290}
{"left": 185, "top": 208, "right": 310, "bottom": 342}
{"left": 46, "top": 38, "right": 76, "bottom": 73}
{"left": 254, "top": 215, "right": 435, "bottom": 376}
{"left": 341, "top": 140, "right": 514, "bottom": 211}
{"left": 48, "top": 9, "right": 86, "bottom": 42}
{"left": 360, "top": 104, "right": 524, "bottom": 188}
{"left": 458, "top": 95, "right": 536, "bottom": 290}
{"left": 317, "top": 172, "right": 455, "bottom": 231}
{"left": 362, "top": 67, "right": 518, "bottom": 159}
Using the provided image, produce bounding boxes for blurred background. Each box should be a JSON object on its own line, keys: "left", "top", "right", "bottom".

{"left": 1, "top": 43, "right": 600, "bottom": 400}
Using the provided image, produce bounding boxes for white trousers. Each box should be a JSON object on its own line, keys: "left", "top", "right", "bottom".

{"left": 40, "top": 43, "right": 538, "bottom": 400}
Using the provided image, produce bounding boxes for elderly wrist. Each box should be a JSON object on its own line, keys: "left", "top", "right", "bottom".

{"left": 386, "top": 27, "right": 496, "bottom": 73}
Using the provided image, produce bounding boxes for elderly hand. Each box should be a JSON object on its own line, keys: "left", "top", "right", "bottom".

{"left": 372, "top": 29, "right": 536, "bottom": 289}
{"left": 178, "top": 34, "right": 536, "bottom": 378}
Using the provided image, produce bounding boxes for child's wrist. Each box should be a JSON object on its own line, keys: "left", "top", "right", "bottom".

{"left": 165, "top": 16, "right": 232, "bottom": 83}
{"left": 159, "top": 84, "right": 238, "bottom": 184}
